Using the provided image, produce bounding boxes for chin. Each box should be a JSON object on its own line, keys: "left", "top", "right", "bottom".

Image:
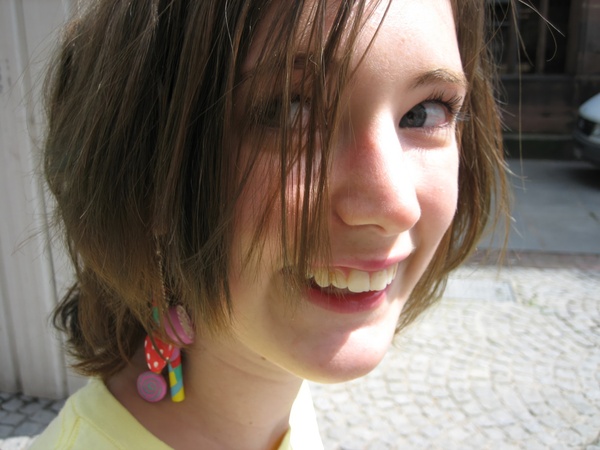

{"left": 293, "top": 319, "right": 398, "bottom": 384}
{"left": 302, "top": 348, "right": 390, "bottom": 384}
{"left": 314, "top": 361, "right": 387, "bottom": 384}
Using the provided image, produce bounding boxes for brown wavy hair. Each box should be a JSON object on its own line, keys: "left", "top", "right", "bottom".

{"left": 44, "top": 0, "right": 508, "bottom": 378}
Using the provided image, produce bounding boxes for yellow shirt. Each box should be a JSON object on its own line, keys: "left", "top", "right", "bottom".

{"left": 31, "top": 378, "right": 323, "bottom": 449}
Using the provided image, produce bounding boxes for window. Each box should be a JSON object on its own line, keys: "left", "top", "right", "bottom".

{"left": 488, "top": 0, "right": 571, "bottom": 75}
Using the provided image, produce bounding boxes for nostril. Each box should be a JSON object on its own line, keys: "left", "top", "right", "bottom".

{"left": 332, "top": 183, "right": 421, "bottom": 236}
{"left": 334, "top": 195, "right": 421, "bottom": 235}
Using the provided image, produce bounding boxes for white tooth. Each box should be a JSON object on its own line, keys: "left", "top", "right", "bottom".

{"left": 384, "top": 266, "right": 395, "bottom": 285}
{"left": 388, "top": 267, "right": 396, "bottom": 285}
{"left": 313, "top": 269, "right": 331, "bottom": 288}
{"left": 370, "top": 270, "right": 388, "bottom": 291}
{"left": 331, "top": 270, "right": 348, "bottom": 289}
{"left": 347, "top": 270, "right": 370, "bottom": 293}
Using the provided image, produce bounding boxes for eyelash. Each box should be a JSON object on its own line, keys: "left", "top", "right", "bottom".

{"left": 252, "top": 94, "right": 308, "bottom": 128}
{"left": 253, "top": 91, "right": 466, "bottom": 130}
{"left": 421, "top": 92, "right": 466, "bottom": 126}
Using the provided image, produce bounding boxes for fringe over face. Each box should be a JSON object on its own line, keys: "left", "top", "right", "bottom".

{"left": 45, "top": 0, "right": 507, "bottom": 378}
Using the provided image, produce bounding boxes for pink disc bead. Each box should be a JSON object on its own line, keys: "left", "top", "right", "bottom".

{"left": 137, "top": 371, "right": 167, "bottom": 403}
{"left": 165, "top": 305, "right": 194, "bottom": 345}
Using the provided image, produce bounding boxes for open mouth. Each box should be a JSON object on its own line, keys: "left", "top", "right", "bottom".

{"left": 306, "top": 264, "right": 398, "bottom": 294}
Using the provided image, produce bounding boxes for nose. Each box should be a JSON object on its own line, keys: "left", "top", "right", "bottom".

{"left": 330, "top": 116, "right": 421, "bottom": 236}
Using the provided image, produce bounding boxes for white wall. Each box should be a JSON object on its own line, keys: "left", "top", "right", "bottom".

{"left": 0, "top": 0, "right": 85, "bottom": 399}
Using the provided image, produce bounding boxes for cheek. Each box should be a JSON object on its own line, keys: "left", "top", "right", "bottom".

{"left": 227, "top": 151, "right": 304, "bottom": 304}
{"left": 227, "top": 159, "right": 279, "bottom": 302}
{"left": 416, "top": 148, "right": 460, "bottom": 232}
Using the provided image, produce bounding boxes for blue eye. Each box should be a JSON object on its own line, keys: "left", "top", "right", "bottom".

{"left": 399, "top": 101, "right": 450, "bottom": 128}
{"left": 259, "top": 96, "right": 310, "bottom": 128}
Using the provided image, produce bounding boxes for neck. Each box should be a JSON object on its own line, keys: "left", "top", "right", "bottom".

{"left": 108, "top": 335, "right": 302, "bottom": 450}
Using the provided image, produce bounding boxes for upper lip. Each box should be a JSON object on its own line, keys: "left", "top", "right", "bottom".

{"left": 321, "top": 249, "right": 414, "bottom": 273}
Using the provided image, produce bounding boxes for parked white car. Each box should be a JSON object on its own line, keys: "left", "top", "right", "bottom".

{"left": 574, "top": 93, "right": 600, "bottom": 166}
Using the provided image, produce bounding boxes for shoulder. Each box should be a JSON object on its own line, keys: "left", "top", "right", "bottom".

{"left": 285, "top": 382, "right": 324, "bottom": 450}
{"left": 30, "top": 379, "right": 171, "bottom": 450}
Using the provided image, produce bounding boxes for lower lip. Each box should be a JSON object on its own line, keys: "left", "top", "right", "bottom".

{"left": 305, "top": 285, "right": 389, "bottom": 314}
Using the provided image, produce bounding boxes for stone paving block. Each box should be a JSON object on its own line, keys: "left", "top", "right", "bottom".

{"left": 381, "top": 435, "right": 405, "bottom": 450}
{"left": 517, "top": 384, "right": 545, "bottom": 405}
{"left": 13, "top": 420, "right": 44, "bottom": 437}
{"left": 533, "top": 430, "right": 561, "bottom": 447}
{"left": 540, "top": 412, "right": 568, "bottom": 430}
{"left": 490, "top": 410, "right": 516, "bottom": 427}
{"left": 49, "top": 400, "right": 65, "bottom": 413}
{"left": 0, "top": 399, "right": 23, "bottom": 413}
{"left": 18, "top": 402, "right": 43, "bottom": 416}
{"left": 572, "top": 420, "right": 600, "bottom": 439}
{"left": 505, "top": 423, "right": 532, "bottom": 441}
{"left": 419, "top": 424, "right": 442, "bottom": 440}
{"left": 446, "top": 426, "right": 470, "bottom": 443}
{"left": 422, "top": 406, "right": 444, "bottom": 421}
{"left": 0, "top": 412, "right": 24, "bottom": 426}
{"left": 444, "top": 277, "right": 516, "bottom": 302}
{"left": 30, "top": 409, "right": 57, "bottom": 425}
{"left": 460, "top": 401, "right": 482, "bottom": 416}
{"left": 518, "top": 439, "right": 550, "bottom": 450}
{"left": 410, "top": 383, "right": 430, "bottom": 395}
{"left": 521, "top": 419, "right": 545, "bottom": 435}
{"left": 33, "top": 398, "right": 54, "bottom": 408}
{"left": 568, "top": 393, "right": 597, "bottom": 416}
{"left": 429, "top": 387, "right": 449, "bottom": 400}
{"left": 329, "top": 391, "right": 350, "bottom": 404}
{"left": 407, "top": 434, "right": 431, "bottom": 448}
{"left": 472, "top": 389, "right": 502, "bottom": 411}
{"left": 460, "top": 432, "right": 489, "bottom": 448}
{"left": 324, "top": 425, "right": 347, "bottom": 444}
{"left": 553, "top": 377, "right": 579, "bottom": 393}
{"left": 0, "top": 425, "right": 13, "bottom": 439}
{"left": 387, "top": 383, "right": 409, "bottom": 396}
{"left": 470, "top": 418, "right": 494, "bottom": 435}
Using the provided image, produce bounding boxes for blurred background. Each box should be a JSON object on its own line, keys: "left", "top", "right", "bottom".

{"left": 489, "top": 0, "right": 600, "bottom": 160}
{"left": 1, "top": 0, "right": 599, "bottom": 448}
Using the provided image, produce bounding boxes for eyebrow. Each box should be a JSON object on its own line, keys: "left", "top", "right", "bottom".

{"left": 242, "top": 53, "right": 321, "bottom": 78}
{"left": 411, "top": 69, "right": 469, "bottom": 91}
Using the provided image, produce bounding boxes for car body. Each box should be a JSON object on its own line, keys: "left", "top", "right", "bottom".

{"left": 574, "top": 93, "right": 600, "bottom": 166}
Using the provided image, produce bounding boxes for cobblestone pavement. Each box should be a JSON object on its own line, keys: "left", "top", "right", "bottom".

{"left": 311, "top": 255, "right": 600, "bottom": 449}
{"left": 1, "top": 254, "right": 599, "bottom": 449}
{"left": 0, "top": 392, "right": 63, "bottom": 448}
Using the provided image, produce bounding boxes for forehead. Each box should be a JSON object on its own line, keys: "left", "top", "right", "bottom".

{"left": 243, "top": 0, "right": 461, "bottom": 76}
{"left": 357, "top": 0, "right": 463, "bottom": 83}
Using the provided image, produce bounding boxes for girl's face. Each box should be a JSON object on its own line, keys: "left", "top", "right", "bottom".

{"left": 221, "top": 0, "right": 465, "bottom": 383}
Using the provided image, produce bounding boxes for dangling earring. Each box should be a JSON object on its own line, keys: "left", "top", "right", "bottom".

{"left": 136, "top": 240, "right": 195, "bottom": 403}
{"left": 137, "top": 304, "right": 194, "bottom": 403}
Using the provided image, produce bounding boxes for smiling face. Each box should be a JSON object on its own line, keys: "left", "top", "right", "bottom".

{"left": 216, "top": 0, "right": 465, "bottom": 383}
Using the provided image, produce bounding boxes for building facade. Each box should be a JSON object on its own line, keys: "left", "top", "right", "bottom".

{"left": 490, "top": 0, "right": 600, "bottom": 156}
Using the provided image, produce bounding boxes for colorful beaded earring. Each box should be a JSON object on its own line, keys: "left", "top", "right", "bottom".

{"left": 137, "top": 304, "right": 194, "bottom": 403}
{"left": 136, "top": 240, "right": 195, "bottom": 403}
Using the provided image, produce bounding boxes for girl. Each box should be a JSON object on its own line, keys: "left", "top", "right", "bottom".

{"left": 33, "top": 0, "right": 507, "bottom": 448}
